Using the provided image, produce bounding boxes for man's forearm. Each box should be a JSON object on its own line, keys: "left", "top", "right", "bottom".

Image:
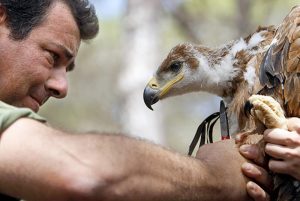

{"left": 52, "top": 130, "right": 217, "bottom": 201}
{"left": 0, "top": 118, "right": 251, "bottom": 201}
{"left": 54, "top": 133, "right": 251, "bottom": 201}
{"left": 88, "top": 135, "right": 211, "bottom": 201}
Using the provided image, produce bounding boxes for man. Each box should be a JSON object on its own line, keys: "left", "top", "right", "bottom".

{"left": 0, "top": 0, "right": 271, "bottom": 201}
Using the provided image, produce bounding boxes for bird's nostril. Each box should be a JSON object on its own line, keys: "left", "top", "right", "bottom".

{"left": 151, "top": 83, "right": 158, "bottom": 88}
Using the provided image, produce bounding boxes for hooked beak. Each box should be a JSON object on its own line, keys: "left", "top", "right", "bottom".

{"left": 143, "top": 73, "right": 184, "bottom": 110}
{"left": 143, "top": 77, "right": 160, "bottom": 110}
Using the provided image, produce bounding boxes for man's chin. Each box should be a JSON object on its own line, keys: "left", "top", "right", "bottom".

{"left": 31, "top": 107, "right": 39, "bottom": 113}
{"left": 29, "top": 103, "right": 40, "bottom": 113}
{"left": 16, "top": 100, "right": 40, "bottom": 113}
{"left": 4, "top": 98, "right": 41, "bottom": 112}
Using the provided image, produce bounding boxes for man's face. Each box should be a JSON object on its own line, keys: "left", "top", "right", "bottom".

{"left": 0, "top": 1, "right": 81, "bottom": 112}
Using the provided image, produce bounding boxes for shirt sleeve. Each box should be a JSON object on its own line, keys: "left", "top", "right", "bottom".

{"left": 0, "top": 101, "right": 46, "bottom": 131}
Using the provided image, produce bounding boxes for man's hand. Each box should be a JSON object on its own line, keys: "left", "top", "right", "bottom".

{"left": 239, "top": 143, "right": 272, "bottom": 201}
{"left": 196, "top": 140, "right": 253, "bottom": 201}
{"left": 264, "top": 117, "right": 300, "bottom": 180}
{"left": 239, "top": 117, "right": 300, "bottom": 201}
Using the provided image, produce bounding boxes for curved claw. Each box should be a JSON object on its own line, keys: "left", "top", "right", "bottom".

{"left": 244, "top": 100, "right": 253, "bottom": 118}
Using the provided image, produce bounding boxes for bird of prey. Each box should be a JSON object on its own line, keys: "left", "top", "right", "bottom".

{"left": 144, "top": 5, "right": 300, "bottom": 201}
{"left": 143, "top": 25, "right": 275, "bottom": 136}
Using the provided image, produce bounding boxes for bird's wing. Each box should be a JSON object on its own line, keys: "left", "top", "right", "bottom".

{"left": 260, "top": 5, "right": 300, "bottom": 116}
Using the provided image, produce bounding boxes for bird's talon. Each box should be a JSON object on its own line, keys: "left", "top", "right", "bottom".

{"left": 244, "top": 100, "right": 254, "bottom": 118}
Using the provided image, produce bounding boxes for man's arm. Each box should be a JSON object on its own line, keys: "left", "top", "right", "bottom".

{"left": 0, "top": 118, "right": 252, "bottom": 201}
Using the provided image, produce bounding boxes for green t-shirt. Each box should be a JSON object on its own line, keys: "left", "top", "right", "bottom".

{"left": 0, "top": 101, "right": 46, "bottom": 131}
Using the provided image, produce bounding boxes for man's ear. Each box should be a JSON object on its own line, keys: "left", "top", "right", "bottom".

{"left": 0, "top": 6, "right": 7, "bottom": 24}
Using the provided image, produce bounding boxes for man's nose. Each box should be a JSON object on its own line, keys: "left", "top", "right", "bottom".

{"left": 45, "top": 68, "right": 68, "bottom": 99}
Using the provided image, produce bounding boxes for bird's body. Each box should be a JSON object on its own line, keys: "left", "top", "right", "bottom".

{"left": 258, "top": 5, "right": 300, "bottom": 118}
{"left": 247, "top": 6, "right": 300, "bottom": 200}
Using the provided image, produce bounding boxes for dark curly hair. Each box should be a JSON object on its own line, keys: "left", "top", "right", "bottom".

{"left": 0, "top": 0, "right": 99, "bottom": 40}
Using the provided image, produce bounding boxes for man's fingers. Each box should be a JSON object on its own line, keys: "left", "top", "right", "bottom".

{"left": 268, "top": 159, "right": 289, "bottom": 174}
{"left": 241, "top": 162, "right": 273, "bottom": 192}
{"left": 239, "top": 144, "right": 266, "bottom": 165}
{"left": 265, "top": 143, "right": 294, "bottom": 160}
{"left": 268, "top": 159, "right": 300, "bottom": 180}
{"left": 287, "top": 117, "right": 300, "bottom": 133}
{"left": 246, "top": 181, "right": 270, "bottom": 201}
{"left": 264, "top": 129, "right": 300, "bottom": 146}
{"left": 264, "top": 117, "right": 300, "bottom": 146}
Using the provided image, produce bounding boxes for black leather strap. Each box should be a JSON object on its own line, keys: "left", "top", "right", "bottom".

{"left": 188, "top": 111, "right": 220, "bottom": 156}
{"left": 188, "top": 100, "right": 231, "bottom": 156}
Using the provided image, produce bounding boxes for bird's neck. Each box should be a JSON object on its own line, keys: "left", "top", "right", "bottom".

{"left": 192, "top": 44, "right": 241, "bottom": 102}
{"left": 194, "top": 35, "right": 265, "bottom": 103}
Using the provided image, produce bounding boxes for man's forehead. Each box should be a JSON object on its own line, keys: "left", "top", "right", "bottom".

{"left": 29, "top": 28, "right": 80, "bottom": 57}
{"left": 32, "top": 2, "right": 81, "bottom": 53}
{"left": 41, "top": 1, "right": 80, "bottom": 37}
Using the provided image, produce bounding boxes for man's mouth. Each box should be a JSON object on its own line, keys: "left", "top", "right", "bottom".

{"left": 30, "top": 95, "right": 49, "bottom": 112}
{"left": 31, "top": 96, "right": 42, "bottom": 106}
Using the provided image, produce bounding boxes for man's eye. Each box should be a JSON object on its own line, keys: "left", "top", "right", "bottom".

{"left": 47, "top": 50, "right": 59, "bottom": 64}
{"left": 50, "top": 51, "right": 59, "bottom": 62}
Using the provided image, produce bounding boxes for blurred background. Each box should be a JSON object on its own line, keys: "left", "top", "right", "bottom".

{"left": 40, "top": 0, "right": 299, "bottom": 154}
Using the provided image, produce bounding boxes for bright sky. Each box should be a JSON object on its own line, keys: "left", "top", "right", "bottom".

{"left": 89, "top": 0, "right": 125, "bottom": 19}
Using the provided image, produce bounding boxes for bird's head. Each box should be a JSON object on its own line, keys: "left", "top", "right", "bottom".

{"left": 143, "top": 43, "right": 215, "bottom": 110}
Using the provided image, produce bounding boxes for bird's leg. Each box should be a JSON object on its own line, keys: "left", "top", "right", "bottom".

{"left": 246, "top": 95, "right": 287, "bottom": 129}
{"left": 235, "top": 118, "right": 265, "bottom": 146}
{"left": 236, "top": 95, "right": 287, "bottom": 146}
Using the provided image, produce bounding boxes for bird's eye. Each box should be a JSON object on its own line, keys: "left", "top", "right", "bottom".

{"left": 169, "top": 62, "right": 182, "bottom": 73}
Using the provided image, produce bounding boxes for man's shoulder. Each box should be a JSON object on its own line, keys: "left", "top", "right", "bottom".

{"left": 0, "top": 101, "right": 46, "bottom": 132}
